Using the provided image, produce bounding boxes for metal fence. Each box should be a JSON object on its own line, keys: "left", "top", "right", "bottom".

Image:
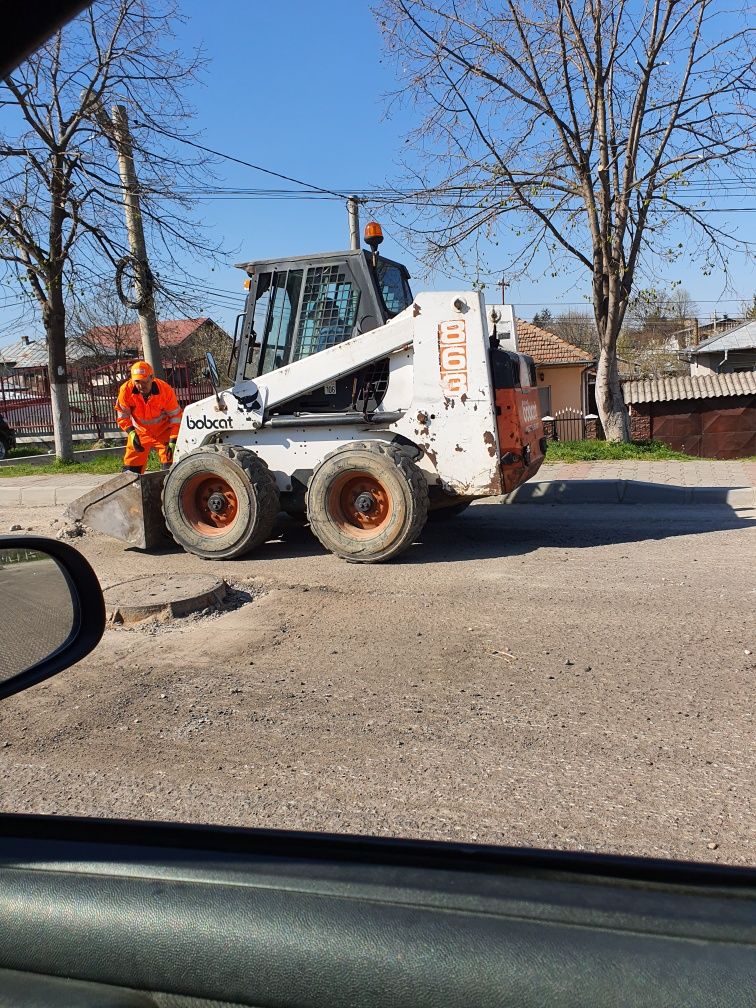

{"left": 0, "top": 358, "right": 214, "bottom": 438}
{"left": 542, "top": 408, "right": 587, "bottom": 442}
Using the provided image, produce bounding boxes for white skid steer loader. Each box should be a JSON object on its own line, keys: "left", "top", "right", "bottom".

{"left": 69, "top": 226, "right": 546, "bottom": 563}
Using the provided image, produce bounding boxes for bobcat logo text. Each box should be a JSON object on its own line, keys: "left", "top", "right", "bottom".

{"left": 185, "top": 415, "right": 234, "bottom": 431}
{"left": 521, "top": 400, "right": 539, "bottom": 425}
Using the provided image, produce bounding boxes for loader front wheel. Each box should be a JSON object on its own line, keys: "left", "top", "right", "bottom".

{"left": 162, "top": 446, "right": 279, "bottom": 560}
{"left": 306, "top": 441, "right": 428, "bottom": 563}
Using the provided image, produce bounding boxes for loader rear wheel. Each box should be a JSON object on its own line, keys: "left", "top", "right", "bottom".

{"left": 162, "top": 446, "right": 279, "bottom": 560}
{"left": 306, "top": 441, "right": 428, "bottom": 563}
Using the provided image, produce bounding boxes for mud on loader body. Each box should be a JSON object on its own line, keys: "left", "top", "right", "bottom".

{"left": 72, "top": 244, "right": 546, "bottom": 563}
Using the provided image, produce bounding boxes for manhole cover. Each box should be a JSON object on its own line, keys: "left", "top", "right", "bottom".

{"left": 104, "top": 573, "right": 228, "bottom": 625}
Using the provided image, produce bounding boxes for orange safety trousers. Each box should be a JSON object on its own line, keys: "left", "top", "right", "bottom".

{"left": 122, "top": 427, "right": 174, "bottom": 473}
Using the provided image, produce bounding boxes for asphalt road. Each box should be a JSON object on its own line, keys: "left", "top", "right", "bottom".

{"left": 0, "top": 500, "right": 754, "bottom": 865}
{"left": 0, "top": 558, "right": 74, "bottom": 680}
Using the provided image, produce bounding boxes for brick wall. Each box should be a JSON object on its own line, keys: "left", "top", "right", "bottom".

{"left": 628, "top": 404, "right": 652, "bottom": 441}
{"left": 585, "top": 415, "right": 602, "bottom": 440}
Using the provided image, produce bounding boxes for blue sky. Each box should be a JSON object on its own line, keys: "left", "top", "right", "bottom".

{"left": 1, "top": 0, "right": 754, "bottom": 344}
{"left": 168, "top": 0, "right": 424, "bottom": 324}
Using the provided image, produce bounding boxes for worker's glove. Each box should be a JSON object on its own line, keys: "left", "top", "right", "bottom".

{"left": 127, "top": 429, "right": 143, "bottom": 453}
{"left": 166, "top": 438, "right": 177, "bottom": 462}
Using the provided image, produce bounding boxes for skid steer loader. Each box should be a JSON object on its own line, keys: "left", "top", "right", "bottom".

{"left": 69, "top": 225, "right": 546, "bottom": 563}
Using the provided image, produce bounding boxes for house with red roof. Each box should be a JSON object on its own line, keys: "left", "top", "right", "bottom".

{"left": 516, "top": 320, "right": 595, "bottom": 416}
{"left": 75, "top": 317, "right": 232, "bottom": 374}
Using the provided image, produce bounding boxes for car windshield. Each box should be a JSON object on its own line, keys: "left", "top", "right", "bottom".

{"left": 0, "top": 0, "right": 753, "bottom": 875}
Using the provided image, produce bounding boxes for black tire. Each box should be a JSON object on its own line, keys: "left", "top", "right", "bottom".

{"left": 162, "top": 445, "right": 279, "bottom": 560}
{"left": 306, "top": 440, "right": 428, "bottom": 563}
{"left": 427, "top": 498, "right": 474, "bottom": 520}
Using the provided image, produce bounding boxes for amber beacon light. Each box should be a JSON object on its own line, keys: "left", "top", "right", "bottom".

{"left": 364, "top": 221, "right": 384, "bottom": 249}
{"left": 364, "top": 221, "right": 384, "bottom": 266}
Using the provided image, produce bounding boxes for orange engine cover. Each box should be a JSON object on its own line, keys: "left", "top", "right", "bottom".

{"left": 495, "top": 385, "right": 545, "bottom": 494}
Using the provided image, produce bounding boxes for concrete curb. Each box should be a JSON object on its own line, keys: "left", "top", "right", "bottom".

{"left": 503, "top": 480, "right": 756, "bottom": 508}
{"left": 0, "top": 446, "right": 124, "bottom": 469}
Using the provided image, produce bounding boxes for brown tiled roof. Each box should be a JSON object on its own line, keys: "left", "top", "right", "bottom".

{"left": 516, "top": 320, "right": 594, "bottom": 365}
{"left": 84, "top": 317, "right": 211, "bottom": 350}
{"left": 623, "top": 370, "right": 756, "bottom": 404}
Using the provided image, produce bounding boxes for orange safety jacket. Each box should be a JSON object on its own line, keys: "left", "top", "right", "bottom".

{"left": 115, "top": 378, "right": 183, "bottom": 441}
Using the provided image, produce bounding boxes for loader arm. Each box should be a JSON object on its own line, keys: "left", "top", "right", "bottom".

{"left": 175, "top": 310, "right": 416, "bottom": 459}
{"left": 259, "top": 312, "right": 414, "bottom": 412}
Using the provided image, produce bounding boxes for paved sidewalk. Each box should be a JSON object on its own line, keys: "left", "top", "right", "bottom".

{"left": 507, "top": 459, "right": 756, "bottom": 507}
{"left": 0, "top": 459, "right": 754, "bottom": 510}
{"left": 0, "top": 473, "right": 109, "bottom": 507}
{"left": 541, "top": 459, "right": 756, "bottom": 486}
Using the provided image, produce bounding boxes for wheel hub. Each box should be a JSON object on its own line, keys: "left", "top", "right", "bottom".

{"left": 207, "top": 492, "right": 228, "bottom": 514}
{"left": 179, "top": 474, "right": 239, "bottom": 536}
{"left": 354, "top": 491, "right": 377, "bottom": 514}
{"left": 325, "top": 470, "right": 393, "bottom": 537}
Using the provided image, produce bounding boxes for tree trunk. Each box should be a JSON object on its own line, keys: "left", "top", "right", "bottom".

{"left": 44, "top": 294, "right": 74, "bottom": 463}
{"left": 45, "top": 158, "right": 75, "bottom": 463}
{"left": 595, "top": 345, "right": 630, "bottom": 442}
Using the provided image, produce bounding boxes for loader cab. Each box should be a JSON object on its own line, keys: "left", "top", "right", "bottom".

{"left": 234, "top": 249, "right": 412, "bottom": 385}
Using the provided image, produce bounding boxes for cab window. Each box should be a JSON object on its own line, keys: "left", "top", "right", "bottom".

{"left": 245, "top": 269, "right": 304, "bottom": 378}
{"left": 293, "top": 264, "right": 360, "bottom": 361}
{"left": 374, "top": 259, "right": 413, "bottom": 315}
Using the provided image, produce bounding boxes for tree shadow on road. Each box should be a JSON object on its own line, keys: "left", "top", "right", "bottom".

{"left": 406, "top": 494, "right": 754, "bottom": 565}
{"left": 125, "top": 485, "right": 753, "bottom": 565}
{"left": 256, "top": 491, "right": 754, "bottom": 566}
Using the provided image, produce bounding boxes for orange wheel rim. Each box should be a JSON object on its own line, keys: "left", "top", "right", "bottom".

{"left": 180, "top": 473, "right": 239, "bottom": 536}
{"left": 326, "top": 470, "right": 393, "bottom": 538}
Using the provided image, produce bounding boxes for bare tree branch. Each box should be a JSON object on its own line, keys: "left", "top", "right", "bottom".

{"left": 376, "top": 0, "right": 755, "bottom": 440}
{"left": 0, "top": 0, "right": 225, "bottom": 459}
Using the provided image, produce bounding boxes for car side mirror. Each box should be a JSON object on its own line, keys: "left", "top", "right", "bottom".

{"left": 0, "top": 536, "right": 105, "bottom": 701}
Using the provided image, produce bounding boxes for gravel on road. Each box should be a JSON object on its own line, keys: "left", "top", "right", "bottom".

{"left": 0, "top": 501, "right": 754, "bottom": 866}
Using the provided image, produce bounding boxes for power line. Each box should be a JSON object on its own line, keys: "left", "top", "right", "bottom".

{"left": 515, "top": 298, "right": 751, "bottom": 307}
{"left": 129, "top": 127, "right": 756, "bottom": 216}
{"left": 168, "top": 178, "right": 756, "bottom": 199}
{"left": 135, "top": 123, "right": 349, "bottom": 201}
{"left": 160, "top": 192, "right": 756, "bottom": 211}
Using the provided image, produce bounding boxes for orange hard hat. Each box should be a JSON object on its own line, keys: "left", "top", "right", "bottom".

{"left": 130, "top": 360, "right": 153, "bottom": 380}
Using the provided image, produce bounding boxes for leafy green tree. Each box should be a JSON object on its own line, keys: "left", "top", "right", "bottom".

{"left": 531, "top": 308, "right": 554, "bottom": 331}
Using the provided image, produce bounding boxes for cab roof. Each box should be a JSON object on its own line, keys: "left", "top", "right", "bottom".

{"left": 235, "top": 249, "right": 409, "bottom": 276}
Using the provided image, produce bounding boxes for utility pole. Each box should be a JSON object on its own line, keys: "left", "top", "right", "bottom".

{"left": 109, "top": 104, "right": 164, "bottom": 378}
{"left": 500, "top": 275, "right": 508, "bottom": 303}
{"left": 347, "top": 196, "right": 360, "bottom": 250}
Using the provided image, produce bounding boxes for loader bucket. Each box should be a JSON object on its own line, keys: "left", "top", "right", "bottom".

{"left": 65, "top": 471, "right": 170, "bottom": 549}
